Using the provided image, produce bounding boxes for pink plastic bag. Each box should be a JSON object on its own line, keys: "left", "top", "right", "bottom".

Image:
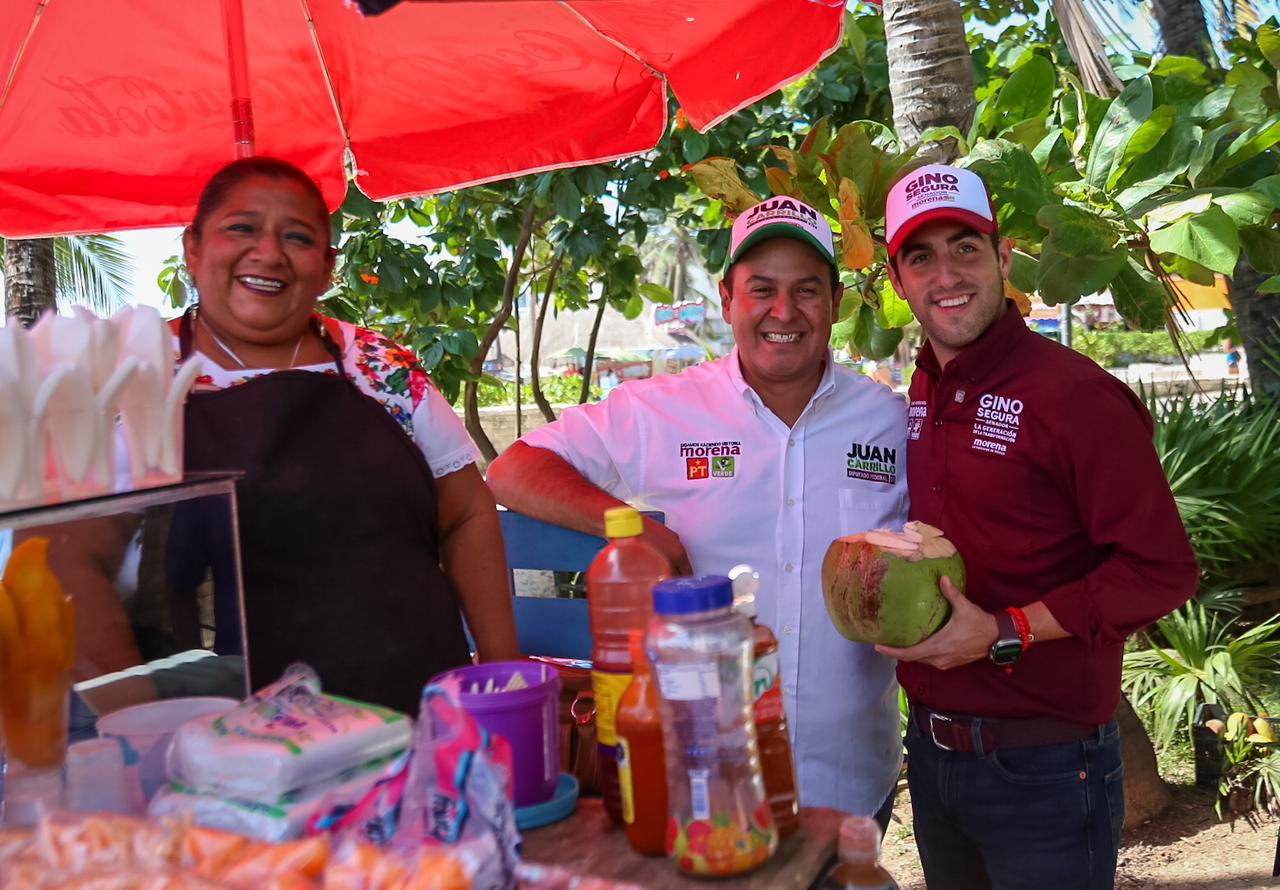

{"left": 308, "top": 677, "right": 519, "bottom": 890}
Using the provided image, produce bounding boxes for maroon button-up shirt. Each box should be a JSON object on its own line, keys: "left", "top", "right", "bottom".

{"left": 901, "top": 304, "right": 1198, "bottom": 725}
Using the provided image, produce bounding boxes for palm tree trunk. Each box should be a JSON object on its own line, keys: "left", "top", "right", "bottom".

{"left": 882, "top": 0, "right": 976, "bottom": 158}
{"left": 1231, "top": 258, "right": 1280, "bottom": 403}
{"left": 1115, "top": 695, "right": 1171, "bottom": 828}
{"left": 4, "top": 238, "right": 57, "bottom": 327}
{"left": 1150, "top": 0, "right": 1213, "bottom": 62}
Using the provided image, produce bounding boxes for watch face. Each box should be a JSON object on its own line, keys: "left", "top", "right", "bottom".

{"left": 990, "top": 639, "right": 1023, "bottom": 665}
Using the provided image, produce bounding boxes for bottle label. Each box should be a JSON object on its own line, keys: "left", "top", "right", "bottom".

{"left": 617, "top": 737, "right": 635, "bottom": 824}
{"left": 752, "top": 651, "right": 784, "bottom": 724}
{"left": 591, "top": 670, "right": 634, "bottom": 746}
{"left": 688, "top": 768, "right": 711, "bottom": 821}
{"left": 654, "top": 662, "right": 721, "bottom": 701}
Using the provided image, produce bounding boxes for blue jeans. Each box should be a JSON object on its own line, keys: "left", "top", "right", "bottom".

{"left": 905, "top": 717, "right": 1124, "bottom": 890}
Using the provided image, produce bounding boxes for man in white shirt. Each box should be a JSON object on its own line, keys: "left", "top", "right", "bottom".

{"left": 487, "top": 198, "right": 908, "bottom": 822}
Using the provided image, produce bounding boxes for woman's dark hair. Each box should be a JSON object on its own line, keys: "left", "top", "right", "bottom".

{"left": 190, "top": 157, "right": 330, "bottom": 241}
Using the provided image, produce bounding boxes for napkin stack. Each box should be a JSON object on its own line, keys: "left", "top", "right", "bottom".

{"left": 0, "top": 306, "right": 202, "bottom": 510}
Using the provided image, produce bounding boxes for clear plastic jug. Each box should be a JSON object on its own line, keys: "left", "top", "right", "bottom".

{"left": 647, "top": 575, "right": 778, "bottom": 877}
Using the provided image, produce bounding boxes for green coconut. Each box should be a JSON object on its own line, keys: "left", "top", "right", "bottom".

{"left": 821, "top": 521, "right": 964, "bottom": 647}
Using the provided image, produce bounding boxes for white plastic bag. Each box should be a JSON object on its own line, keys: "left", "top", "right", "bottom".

{"left": 149, "top": 754, "right": 397, "bottom": 843}
{"left": 167, "top": 665, "right": 411, "bottom": 805}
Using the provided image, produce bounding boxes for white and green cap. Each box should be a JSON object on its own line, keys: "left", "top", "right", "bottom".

{"left": 728, "top": 197, "right": 836, "bottom": 271}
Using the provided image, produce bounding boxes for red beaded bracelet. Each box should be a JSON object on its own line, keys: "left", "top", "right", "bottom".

{"left": 1007, "top": 606, "right": 1033, "bottom": 650}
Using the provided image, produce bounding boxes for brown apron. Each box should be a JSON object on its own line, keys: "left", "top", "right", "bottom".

{"left": 176, "top": 309, "right": 471, "bottom": 713}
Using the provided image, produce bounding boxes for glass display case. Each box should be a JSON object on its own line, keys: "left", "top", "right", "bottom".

{"left": 0, "top": 474, "right": 249, "bottom": 720}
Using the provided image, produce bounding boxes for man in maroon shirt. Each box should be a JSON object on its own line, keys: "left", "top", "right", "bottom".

{"left": 878, "top": 164, "right": 1198, "bottom": 889}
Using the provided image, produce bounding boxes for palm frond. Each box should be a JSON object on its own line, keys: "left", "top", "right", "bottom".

{"left": 1247, "top": 749, "right": 1280, "bottom": 812}
{"left": 1150, "top": 388, "right": 1280, "bottom": 583}
{"left": 1053, "top": 0, "right": 1122, "bottom": 96}
{"left": 53, "top": 234, "right": 134, "bottom": 314}
{"left": 1233, "top": 0, "right": 1260, "bottom": 38}
{"left": 1123, "top": 602, "right": 1280, "bottom": 749}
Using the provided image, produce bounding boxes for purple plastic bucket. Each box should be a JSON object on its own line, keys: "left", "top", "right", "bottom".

{"left": 431, "top": 661, "right": 562, "bottom": 807}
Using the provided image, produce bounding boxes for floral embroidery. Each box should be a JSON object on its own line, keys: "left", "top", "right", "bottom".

{"left": 408, "top": 368, "right": 430, "bottom": 404}
{"left": 178, "top": 319, "right": 438, "bottom": 440}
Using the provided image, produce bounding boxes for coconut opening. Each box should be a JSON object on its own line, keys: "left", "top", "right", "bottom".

{"left": 905, "top": 521, "right": 958, "bottom": 560}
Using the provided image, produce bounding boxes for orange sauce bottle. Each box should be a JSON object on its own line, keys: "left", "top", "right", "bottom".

{"left": 730, "top": 568, "right": 800, "bottom": 839}
{"left": 615, "top": 629, "right": 668, "bottom": 856}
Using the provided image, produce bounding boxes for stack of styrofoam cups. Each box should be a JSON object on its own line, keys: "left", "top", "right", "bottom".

{"left": 66, "top": 738, "right": 134, "bottom": 815}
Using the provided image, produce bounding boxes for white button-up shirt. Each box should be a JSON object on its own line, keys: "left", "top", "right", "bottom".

{"left": 521, "top": 350, "right": 908, "bottom": 816}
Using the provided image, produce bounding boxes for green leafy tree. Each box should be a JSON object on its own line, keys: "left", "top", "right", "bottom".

{"left": 687, "top": 26, "right": 1280, "bottom": 388}
{"left": 322, "top": 156, "right": 688, "bottom": 460}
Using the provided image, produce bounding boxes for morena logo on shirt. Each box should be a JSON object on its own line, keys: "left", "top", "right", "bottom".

{"left": 681, "top": 441, "right": 742, "bottom": 480}
{"left": 908, "top": 400, "right": 928, "bottom": 441}
{"left": 846, "top": 441, "right": 897, "bottom": 485}
{"left": 971, "top": 391, "right": 1024, "bottom": 457}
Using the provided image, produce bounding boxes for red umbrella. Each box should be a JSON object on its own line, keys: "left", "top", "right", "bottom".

{"left": 0, "top": 0, "right": 844, "bottom": 237}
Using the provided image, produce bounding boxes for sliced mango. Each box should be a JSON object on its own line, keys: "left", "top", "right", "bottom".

{"left": 2, "top": 536, "right": 73, "bottom": 674}
{"left": 0, "top": 669, "right": 69, "bottom": 766}
{"left": 0, "top": 582, "right": 18, "bottom": 667}
{"left": 0, "top": 536, "right": 76, "bottom": 766}
{"left": 20, "top": 597, "right": 65, "bottom": 673}
{"left": 58, "top": 595, "right": 76, "bottom": 671}
{"left": 2, "top": 537, "right": 54, "bottom": 599}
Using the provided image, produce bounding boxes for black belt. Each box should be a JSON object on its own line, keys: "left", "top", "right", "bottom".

{"left": 912, "top": 704, "right": 1098, "bottom": 755}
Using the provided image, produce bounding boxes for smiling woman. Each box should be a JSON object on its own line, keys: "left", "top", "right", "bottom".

{"left": 182, "top": 160, "right": 336, "bottom": 368}
{"left": 81, "top": 157, "right": 519, "bottom": 713}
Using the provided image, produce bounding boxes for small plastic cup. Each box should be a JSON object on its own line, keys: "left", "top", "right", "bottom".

{"left": 67, "top": 738, "right": 134, "bottom": 814}
{"left": 2, "top": 766, "right": 62, "bottom": 827}
{"left": 96, "top": 696, "right": 237, "bottom": 806}
{"left": 431, "top": 661, "right": 562, "bottom": 807}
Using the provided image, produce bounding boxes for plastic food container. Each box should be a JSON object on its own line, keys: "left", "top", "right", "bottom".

{"left": 96, "top": 696, "right": 238, "bottom": 806}
{"left": 432, "top": 661, "right": 562, "bottom": 807}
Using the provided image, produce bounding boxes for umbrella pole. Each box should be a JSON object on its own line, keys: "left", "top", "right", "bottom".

{"left": 221, "top": 0, "right": 255, "bottom": 158}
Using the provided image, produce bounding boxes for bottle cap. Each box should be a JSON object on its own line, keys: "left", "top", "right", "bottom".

{"left": 652, "top": 575, "right": 733, "bottom": 616}
{"left": 728, "top": 564, "right": 759, "bottom": 618}
{"left": 603, "top": 506, "right": 643, "bottom": 538}
{"left": 837, "top": 815, "right": 882, "bottom": 865}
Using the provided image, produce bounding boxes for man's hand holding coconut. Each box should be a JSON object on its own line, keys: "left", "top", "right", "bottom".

{"left": 821, "top": 521, "right": 1067, "bottom": 670}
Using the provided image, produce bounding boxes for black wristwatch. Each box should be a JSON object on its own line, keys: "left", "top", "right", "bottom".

{"left": 989, "top": 609, "right": 1024, "bottom": 666}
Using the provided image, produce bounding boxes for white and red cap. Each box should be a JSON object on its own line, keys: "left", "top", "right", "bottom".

{"left": 728, "top": 197, "right": 836, "bottom": 270}
{"left": 885, "top": 164, "right": 997, "bottom": 259}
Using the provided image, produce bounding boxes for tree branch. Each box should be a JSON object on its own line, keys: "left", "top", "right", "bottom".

{"left": 465, "top": 201, "right": 538, "bottom": 464}
{"left": 580, "top": 293, "right": 609, "bottom": 405}
{"left": 531, "top": 253, "right": 565, "bottom": 424}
